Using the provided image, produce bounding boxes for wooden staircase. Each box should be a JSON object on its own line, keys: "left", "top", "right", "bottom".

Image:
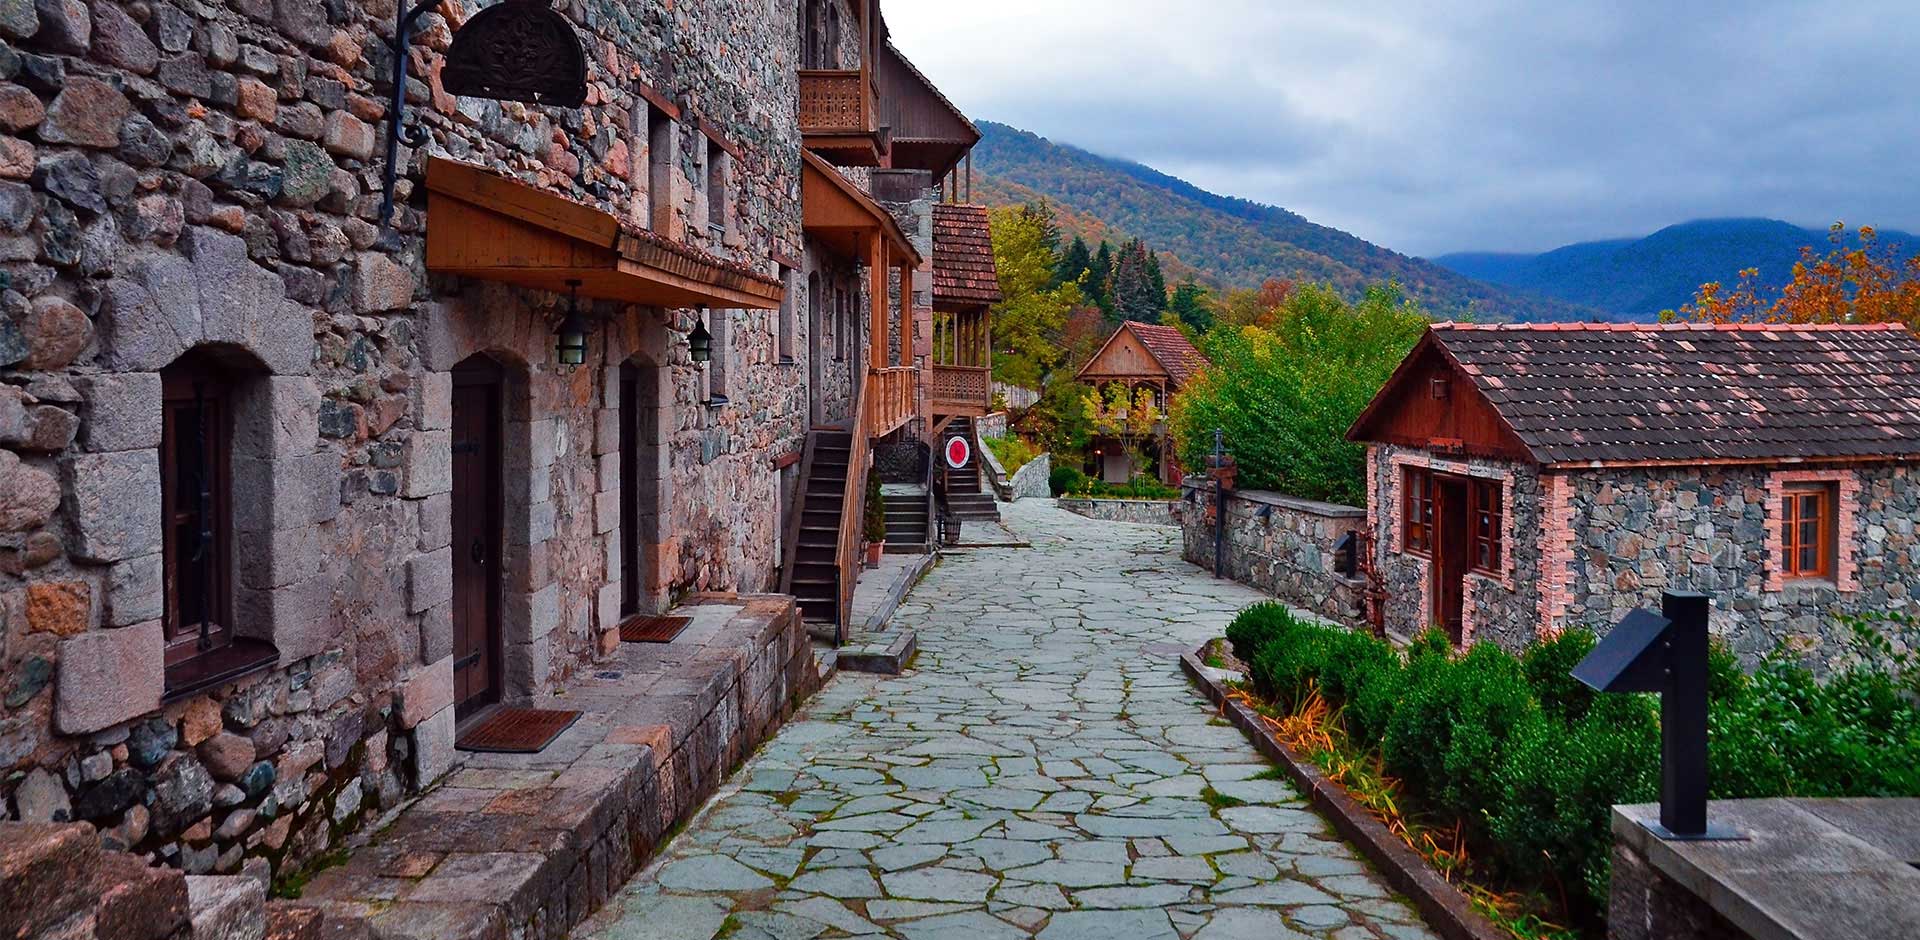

{"left": 941, "top": 417, "right": 1000, "bottom": 522}
{"left": 782, "top": 427, "right": 854, "bottom": 627}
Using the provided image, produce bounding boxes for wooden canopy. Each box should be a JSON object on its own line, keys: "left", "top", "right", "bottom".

{"left": 424, "top": 157, "right": 784, "bottom": 309}
{"left": 800, "top": 150, "right": 919, "bottom": 265}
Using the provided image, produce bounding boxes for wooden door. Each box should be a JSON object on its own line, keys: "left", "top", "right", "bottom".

{"left": 1433, "top": 476, "right": 1471, "bottom": 643}
{"left": 451, "top": 358, "right": 502, "bottom": 718}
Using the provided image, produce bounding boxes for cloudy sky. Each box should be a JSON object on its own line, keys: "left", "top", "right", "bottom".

{"left": 884, "top": 0, "right": 1920, "bottom": 257}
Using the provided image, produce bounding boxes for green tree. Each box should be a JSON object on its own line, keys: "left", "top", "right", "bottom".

{"left": 1167, "top": 278, "right": 1212, "bottom": 334}
{"left": 1146, "top": 248, "right": 1168, "bottom": 310}
{"left": 1170, "top": 283, "right": 1428, "bottom": 505}
{"left": 1083, "top": 382, "right": 1163, "bottom": 480}
{"left": 988, "top": 202, "right": 1085, "bottom": 388}
{"left": 1054, "top": 235, "right": 1092, "bottom": 289}
{"left": 1087, "top": 241, "right": 1114, "bottom": 315}
{"left": 1110, "top": 239, "right": 1163, "bottom": 323}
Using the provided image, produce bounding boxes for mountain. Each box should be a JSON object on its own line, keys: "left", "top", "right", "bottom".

{"left": 1432, "top": 219, "right": 1920, "bottom": 318}
{"left": 968, "top": 121, "right": 1616, "bottom": 323}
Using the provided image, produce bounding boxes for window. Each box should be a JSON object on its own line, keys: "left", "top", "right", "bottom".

{"left": 835, "top": 284, "right": 848, "bottom": 362}
{"left": 1470, "top": 478, "right": 1502, "bottom": 573}
{"left": 161, "top": 355, "right": 234, "bottom": 667}
{"left": 705, "top": 137, "right": 728, "bottom": 238}
{"left": 1781, "top": 484, "right": 1835, "bottom": 579}
{"left": 1402, "top": 466, "right": 1432, "bottom": 554}
{"left": 646, "top": 105, "right": 673, "bottom": 233}
{"left": 778, "top": 267, "right": 796, "bottom": 363}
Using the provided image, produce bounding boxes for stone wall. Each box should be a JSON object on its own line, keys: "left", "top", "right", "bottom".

{"left": 1008, "top": 452, "right": 1050, "bottom": 500}
{"left": 1180, "top": 482, "right": 1368, "bottom": 626}
{"left": 977, "top": 410, "right": 1007, "bottom": 439}
{"left": 1061, "top": 496, "right": 1179, "bottom": 527}
{"left": 1551, "top": 462, "right": 1920, "bottom": 672}
{"left": 0, "top": 0, "right": 837, "bottom": 890}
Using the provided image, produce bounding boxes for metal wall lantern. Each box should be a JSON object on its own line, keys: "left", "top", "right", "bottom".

{"left": 554, "top": 279, "right": 589, "bottom": 366}
{"left": 378, "top": 0, "right": 589, "bottom": 231}
{"left": 1572, "top": 590, "right": 1743, "bottom": 841}
{"left": 688, "top": 306, "right": 713, "bottom": 363}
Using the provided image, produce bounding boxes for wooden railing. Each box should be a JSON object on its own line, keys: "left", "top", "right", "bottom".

{"left": 865, "top": 366, "right": 917, "bottom": 438}
{"left": 799, "top": 69, "right": 873, "bottom": 135}
{"left": 928, "top": 365, "right": 990, "bottom": 414}
{"left": 833, "top": 371, "right": 875, "bottom": 638}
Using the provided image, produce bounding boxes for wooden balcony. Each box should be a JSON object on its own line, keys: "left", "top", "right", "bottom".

{"left": 800, "top": 69, "right": 883, "bottom": 166}
{"left": 928, "top": 364, "right": 990, "bottom": 417}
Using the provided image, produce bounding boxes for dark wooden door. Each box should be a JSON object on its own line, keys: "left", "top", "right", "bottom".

{"left": 618, "top": 364, "right": 640, "bottom": 618}
{"left": 1433, "top": 476, "right": 1471, "bottom": 643}
{"left": 451, "top": 359, "right": 502, "bottom": 719}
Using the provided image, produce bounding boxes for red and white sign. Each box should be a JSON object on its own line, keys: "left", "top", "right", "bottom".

{"left": 944, "top": 435, "right": 971, "bottom": 469}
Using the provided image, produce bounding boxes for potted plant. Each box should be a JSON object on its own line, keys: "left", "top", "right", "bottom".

{"left": 863, "top": 474, "right": 887, "bottom": 567}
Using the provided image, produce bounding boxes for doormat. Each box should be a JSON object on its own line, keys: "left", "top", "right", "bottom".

{"left": 619, "top": 615, "right": 692, "bottom": 644}
{"left": 455, "top": 708, "right": 581, "bottom": 753}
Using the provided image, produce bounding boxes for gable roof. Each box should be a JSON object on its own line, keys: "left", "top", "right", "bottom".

{"left": 930, "top": 204, "right": 1001, "bottom": 308}
{"left": 1078, "top": 321, "right": 1209, "bottom": 388}
{"left": 1349, "top": 322, "right": 1920, "bottom": 465}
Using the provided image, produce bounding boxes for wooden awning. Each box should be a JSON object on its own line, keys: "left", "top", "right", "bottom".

{"left": 801, "top": 150, "right": 920, "bottom": 266}
{"left": 424, "top": 157, "right": 784, "bottom": 309}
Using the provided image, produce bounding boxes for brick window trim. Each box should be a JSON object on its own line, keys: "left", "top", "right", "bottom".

{"left": 1386, "top": 450, "right": 1518, "bottom": 591}
{"left": 1765, "top": 469, "right": 1860, "bottom": 592}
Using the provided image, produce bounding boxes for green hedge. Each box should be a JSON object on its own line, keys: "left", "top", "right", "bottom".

{"left": 1225, "top": 602, "right": 1920, "bottom": 924}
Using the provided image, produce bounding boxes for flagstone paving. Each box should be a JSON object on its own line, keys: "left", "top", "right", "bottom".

{"left": 577, "top": 500, "right": 1440, "bottom": 940}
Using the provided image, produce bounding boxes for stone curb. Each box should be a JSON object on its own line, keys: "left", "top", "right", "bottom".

{"left": 837, "top": 554, "right": 934, "bottom": 674}
{"left": 1180, "top": 652, "right": 1508, "bottom": 940}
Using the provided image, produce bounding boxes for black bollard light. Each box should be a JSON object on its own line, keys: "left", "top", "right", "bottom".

{"left": 1570, "top": 590, "right": 1742, "bottom": 841}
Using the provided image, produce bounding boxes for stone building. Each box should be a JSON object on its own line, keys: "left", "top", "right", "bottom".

{"left": 0, "top": 0, "right": 988, "bottom": 918}
{"left": 1076, "top": 320, "right": 1207, "bottom": 484}
{"left": 1347, "top": 322, "right": 1920, "bottom": 666}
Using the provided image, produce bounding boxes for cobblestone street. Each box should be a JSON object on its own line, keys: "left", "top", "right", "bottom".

{"left": 578, "top": 501, "right": 1439, "bottom": 940}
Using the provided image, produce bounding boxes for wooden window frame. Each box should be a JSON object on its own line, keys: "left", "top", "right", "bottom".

{"left": 1401, "top": 466, "right": 1433, "bottom": 555}
{"left": 160, "top": 362, "right": 235, "bottom": 668}
{"left": 1781, "top": 483, "right": 1836, "bottom": 580}
{"left": 1470, "top": 477, "right": 1503, "bottom": 575}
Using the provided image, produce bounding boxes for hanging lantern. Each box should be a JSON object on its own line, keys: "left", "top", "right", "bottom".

{"left": 555, "top": 280, "right": 589, "bottom": 366}
{"left": 688, "top": 306, "right": 713, "bottom": 363}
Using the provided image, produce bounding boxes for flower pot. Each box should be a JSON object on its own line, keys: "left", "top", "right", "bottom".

{"left": 865, "top": 541, "right": 884, "bottom": 567}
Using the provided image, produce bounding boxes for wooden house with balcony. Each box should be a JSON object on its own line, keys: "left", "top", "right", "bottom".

{"left": 784, "top": 0, "right": 999, "bottom": 634}
{"left": 1077, "top": 321, "right": 1209, "bottom": 485}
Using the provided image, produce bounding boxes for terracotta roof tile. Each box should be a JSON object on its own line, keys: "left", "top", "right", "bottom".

{"left": 931, "top": 204, "right": 1001, "bottom": 306}
{"left": 1428, "top": 322, "right": 1920, "bottom": 464}
{"left": 1122, "top": 321, "right": 1209, "bottom": 387}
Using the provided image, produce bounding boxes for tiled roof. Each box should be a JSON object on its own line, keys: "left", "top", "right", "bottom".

{"left": 1428, "top": 322, "right": 1920, "bottom": 464}
{"left": 931, "top": 204, "right": 1001, "bottom": 306}
{"left": 1121, "top": 321, "right": 1208, "bottom": 387}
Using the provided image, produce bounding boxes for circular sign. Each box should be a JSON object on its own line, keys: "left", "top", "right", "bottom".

{"left": 944, "top": 435, "right": 971, "bottom": 469}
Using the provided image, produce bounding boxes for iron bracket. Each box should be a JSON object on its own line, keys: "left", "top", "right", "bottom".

{"left": 378, "top": 0, "right": 447, "bottom": 234}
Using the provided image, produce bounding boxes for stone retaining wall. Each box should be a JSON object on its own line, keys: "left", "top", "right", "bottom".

{"left": 1059, "top": 497, "right": 1180, "bottom": 527}
{"left": 1008, "top": 453, "right": 1050, "bottom": 500}
{"left": 1180, "top": 483, "right": 1369, "bottom": 626}
{"left": 977, "top": 411, "right": 1007, "bottom": 439}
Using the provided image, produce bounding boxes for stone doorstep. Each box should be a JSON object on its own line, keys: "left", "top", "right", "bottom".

{"left": 295, "top": 595, "right": 818, "bottom": 940}
{"left": 835, "top": 628, "right": 918, "bottom": 676}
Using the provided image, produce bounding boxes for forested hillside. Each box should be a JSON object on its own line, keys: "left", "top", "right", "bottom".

{"left": 970, "top": 121, "right": 1613, "bottom": 322}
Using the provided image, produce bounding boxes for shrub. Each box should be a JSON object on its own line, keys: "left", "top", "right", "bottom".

{"left": 1522, "top": 629, "right": 1597, "bottom": 724}
{"left": 1217, "top": 601, "right": 1920, "bottom": 933}
{"left": 985, "top": 435, "right": 1041, "bottom": 475}
{"left": 1048, "top": 465, "right": 1087, "bottom": 497}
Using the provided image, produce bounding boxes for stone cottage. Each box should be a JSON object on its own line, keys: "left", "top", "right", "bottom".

{"left": 1347, "top": 322, "right": 1920, "bottom": 666}
{"left": 0, "top": 0, "right": 985, "bottom": 920}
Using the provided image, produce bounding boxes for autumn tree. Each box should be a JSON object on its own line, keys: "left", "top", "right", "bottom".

{"left": 1666, "top": 224, "right": 1920, "bottom": 329}
{"left": 988, "top": 202, "right": 1086, "bottom": 388}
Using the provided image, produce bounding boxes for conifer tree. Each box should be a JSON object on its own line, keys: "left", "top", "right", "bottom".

{"left": 1110, "top": 239, "right": 1164, "bottom": 323}
{"left": 1146, "top": 249, "right": 1168, "bottom": 309}
{"left": 1087, "top": 241, "right": 1114, "bottom": 315}
{"left": 1168, "top": 278, "right": 1213, "bottom": 334}
{"left": 1055, "top": 236, "right": 1092, "bottom": 288}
